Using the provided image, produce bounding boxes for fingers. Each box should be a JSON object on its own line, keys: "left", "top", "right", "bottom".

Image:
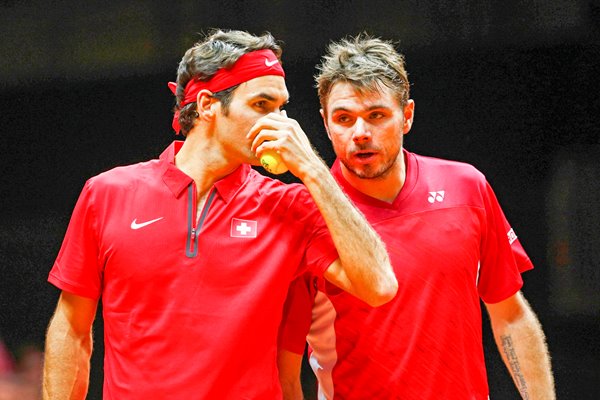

{"left": 252, "top": 129, "right": 282, "bottom": 154}
{"left": 246, "top": 111, "right": 318, "bottom": 180}
{"left": 246, "top": 112, "right": 293, "bottom": 139}
{"left": 247, "top": 112, "right": 300, "bottom": 152}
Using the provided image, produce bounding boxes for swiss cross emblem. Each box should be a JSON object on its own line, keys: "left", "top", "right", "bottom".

{"left": 230, "top": 218, "right": 257, "bottom": 238}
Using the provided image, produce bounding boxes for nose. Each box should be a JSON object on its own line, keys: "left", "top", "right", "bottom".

{"left": 352, "top": 118, "right": 371, "bottom": 144}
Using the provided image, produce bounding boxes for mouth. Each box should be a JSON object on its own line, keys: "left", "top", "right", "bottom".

{"left": 352, "top": 151, "right": 378, "bottom": 163}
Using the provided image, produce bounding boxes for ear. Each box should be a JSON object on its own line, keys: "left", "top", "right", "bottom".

{"left": 320, "top": 108, "right": 332, "bottom": 141}
{"left": 196, "top": 89, "right": 218, "bottom": 120}
{"left": 402, "top": 100, "right": 415, "bottom": 134}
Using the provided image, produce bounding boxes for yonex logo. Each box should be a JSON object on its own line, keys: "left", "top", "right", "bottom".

{"left": 230, "top": 218, "right": 257, "bottom": 238}
{"left": 428, "top": 190, "right": 445, "bottom": 203}
{"left": 130, "top": 217, "right": 163, "bottom": 230}
{"left": 265, "top": 58, "right": 278, "bottom": 67}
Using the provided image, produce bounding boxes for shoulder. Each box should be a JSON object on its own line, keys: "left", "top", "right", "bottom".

{"left": 413, "top": 152, "right": 484, "bottom": 179}
{"left": 84, "top": 160, "right": 160, "bottom": 198}
{"left": 407, "top": 151, "right": 491, "bottom": 210}
{"left": 86, "top": 159, "right": 160, "bottom": 191}
{"left": 411, "top": 152, "right": 487, "bottom": 189}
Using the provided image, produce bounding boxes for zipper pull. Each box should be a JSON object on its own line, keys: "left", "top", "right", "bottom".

{"left": 190, "top": 228, "right": 196, "bottom": 240}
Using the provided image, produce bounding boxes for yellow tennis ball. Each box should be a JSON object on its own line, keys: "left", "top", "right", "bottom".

{"left": 260, "top": 150, "right": 288, "bottom": 175}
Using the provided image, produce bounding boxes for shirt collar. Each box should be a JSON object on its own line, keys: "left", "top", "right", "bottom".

{"left": 213, "top": 163, "right": 251, "bottom": 203}
{"left": 160, "top": 141, "right": 251, "bottom": 201}
{"left": 160, "top": 141, "right": 192, "bottom": 198}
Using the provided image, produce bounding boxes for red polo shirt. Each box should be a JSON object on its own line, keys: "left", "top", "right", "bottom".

{"left": 49, "top": 141, "right": 338, "bottom": 399}
{"left": 280, "top": 151, "right": 533, "bottom": 400}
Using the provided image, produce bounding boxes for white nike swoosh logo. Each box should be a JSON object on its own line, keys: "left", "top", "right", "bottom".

{"left": 265, "top": 59, "right": 278, "bottom": 67}
{"left": 130, "top": 217, "right": 164, "bottom": 230}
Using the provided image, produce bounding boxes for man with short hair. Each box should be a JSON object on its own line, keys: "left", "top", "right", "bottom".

{"left": 278, "top": 34, "right": 555, "bottom": 400}
{"left": 42, "top": 29, "right": 397, "bottom": 400}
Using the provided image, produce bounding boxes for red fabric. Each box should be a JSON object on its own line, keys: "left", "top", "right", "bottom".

{"left": 48, "top": 141, "right": 337, "bottom": 399}
{"left": 280, "top": 151, "right": 533, "bottom": 399}
{"left": 168, "top": 49, "right": 285, "bottom": 133}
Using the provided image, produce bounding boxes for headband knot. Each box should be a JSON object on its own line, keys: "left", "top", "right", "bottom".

{"left": 168, "top": 49, "right": 285, "bottom": 134}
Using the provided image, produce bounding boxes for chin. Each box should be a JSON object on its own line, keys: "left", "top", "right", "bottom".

{"left": 350, "top": 166, "right": 381, "bottom": 179}
{"left": 347, "top": 162, "right": 393, "bottom": 180}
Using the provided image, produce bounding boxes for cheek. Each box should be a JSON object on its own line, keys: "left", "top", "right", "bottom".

{"left": 328, "top": 132, "right": 348, "bottom": 151}
{"left": 328, "top": 124, "right": 350, "bottom": 139}
{"left": 381, "top": 123, "right": 403, "bottom": 141}
{"left": 235, "top": 115, "right": 258, "bottom": 134}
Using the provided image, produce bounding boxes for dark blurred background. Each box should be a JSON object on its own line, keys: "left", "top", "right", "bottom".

{"left": 0, "top": 0, "right": 598, "bottom": 398}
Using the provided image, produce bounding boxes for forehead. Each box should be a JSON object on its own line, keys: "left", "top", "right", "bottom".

{"left": 326, "top": 81, "right": 399, "bottom": 112}
{"left": 234, "top": 75, "right": 289, "bottom": 101}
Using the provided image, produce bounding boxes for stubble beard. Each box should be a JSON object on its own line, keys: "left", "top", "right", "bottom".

{"left": 341, "top": 149, "right": 400, "bottom": 180}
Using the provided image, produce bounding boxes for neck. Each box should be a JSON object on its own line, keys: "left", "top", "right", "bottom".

{"left": 341, "top": 151, "right": 407, "bottom": 204}
{"left": 175, "top": 133, "right": 241, "bottom": 196}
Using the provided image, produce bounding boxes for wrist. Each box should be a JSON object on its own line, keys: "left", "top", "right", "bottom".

{"left": 297, "top": 158, "right": 331, "bottom": 187}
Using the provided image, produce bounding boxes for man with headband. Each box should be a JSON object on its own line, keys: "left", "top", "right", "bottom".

{"left": 42, "top": 29, "right": 397, "bottom": 399}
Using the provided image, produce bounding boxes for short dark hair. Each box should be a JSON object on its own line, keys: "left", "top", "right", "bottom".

{"left": 173, "top": 29, "right": 282, "bottom": 135}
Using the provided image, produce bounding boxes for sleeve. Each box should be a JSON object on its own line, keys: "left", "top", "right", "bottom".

{"left": 295, "top": 190, "right": 339, "bottom": 278}
{"left": 48, "top": 179, "right": 103, "bottom": 299}
{"left": 477, "top": 180, "right": 534, "bottom": 304}
{"left": 304, "top": 223, "right": 339, "bottom": 278}
{"left": 278, "top": 273, "right": 317, "bottom": 355}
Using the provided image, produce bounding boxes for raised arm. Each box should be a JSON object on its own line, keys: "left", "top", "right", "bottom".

{"left": 250, "top": 112, "right": 397, "bottom": 307}
{"left": 43, "top": 291, "right": 98, "bottom": 400}
{"left": 485, "top": 291, "right": 555, "bottom": 400}
{"left": 300, "top": 163, "right": 396, "bottom": 306}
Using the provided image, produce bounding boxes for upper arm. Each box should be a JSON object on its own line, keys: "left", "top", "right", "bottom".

{"left": 277, "top": 349, "right": 303, "bottom": 382}
{"left": 279, "top": 274, "right": 315, "bottom": 354}
{"left": 277, "top": 349, "right": 304, "bottom": 400}
{"left": 484, "top": 291, "right": 529, "bottom": 326}
{"left": 50, "top": 291, "right": 98, "bottom": 336}
{"left": 477, "top": 180, "right": 533, "bottom": 304}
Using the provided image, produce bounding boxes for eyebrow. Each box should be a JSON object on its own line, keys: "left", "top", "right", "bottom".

{"left": 331, "top": 104, "right": 389, "bottom": 114}
{"left": 253, "top": 92, "right": 290, "bottom": 104}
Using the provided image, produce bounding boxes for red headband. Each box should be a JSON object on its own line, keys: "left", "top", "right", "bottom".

{"left": 168, "top": 49, "right": 285, "bottom": 134}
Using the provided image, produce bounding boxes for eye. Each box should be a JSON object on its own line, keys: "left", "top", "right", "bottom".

{"left": 254, "top": 101, "right": 267, "bottom": 109}
{"left": 335, "top": 114, "right": 353, "bottom": 124}
{"left": 369, "top": 111, "right": 385, "bottom": 119}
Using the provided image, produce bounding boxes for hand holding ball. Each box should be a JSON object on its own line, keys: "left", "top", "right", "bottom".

{"left": 260, "top": 150, "right": 288, "bottom": 175}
